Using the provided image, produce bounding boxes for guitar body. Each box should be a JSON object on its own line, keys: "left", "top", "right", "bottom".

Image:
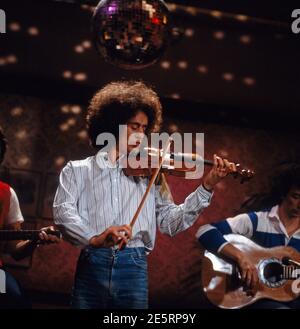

{"left": 202, "top": 234, "right": 300, "bottom": 309}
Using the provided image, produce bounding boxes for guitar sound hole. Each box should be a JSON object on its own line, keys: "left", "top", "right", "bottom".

{"left": 263, "top": 262, "right": 283, "bottom": 283}
{"left": 258, "top": 258, "right": 286, "bottom": 288}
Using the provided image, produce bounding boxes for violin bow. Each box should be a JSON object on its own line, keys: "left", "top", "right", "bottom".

{"left": 118, "top": 138, "right": 173, "bottom": 250}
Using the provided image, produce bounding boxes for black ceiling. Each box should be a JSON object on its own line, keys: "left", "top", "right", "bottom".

{"left": 51, "top": 0, "right": 300, "bottom": 22}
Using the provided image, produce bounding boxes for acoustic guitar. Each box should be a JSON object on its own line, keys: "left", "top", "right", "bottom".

{"left": 0, "top": 229, "right": 61, "bottom": 241}
{"left": 201, "top": 234, "right": 300, "bottom": 309}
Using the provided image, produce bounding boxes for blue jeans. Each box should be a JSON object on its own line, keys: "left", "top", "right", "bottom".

{"left": 0, "top": 269, "right": 30, "bottom": 309}
{"left": 71, "top": 247, "right": 148, "bottom": 309}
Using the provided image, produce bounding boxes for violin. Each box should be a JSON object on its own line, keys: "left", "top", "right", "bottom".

{"left": 122, "top": 147, "right": 255, "bottom": 183}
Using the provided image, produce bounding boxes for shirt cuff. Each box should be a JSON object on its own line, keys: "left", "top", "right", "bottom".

{"left": 217, "top": 241, "right": 230, "bottom": 253}
{"left": 84, "top": 231, "right": 97, "bottom": 246}
{"left": 198, "top": 184, "right": 213, "bottom": 202}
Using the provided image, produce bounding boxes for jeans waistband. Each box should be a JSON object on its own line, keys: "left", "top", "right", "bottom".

{"left": 83, "top": 246, "right": 146, "bottom": 257}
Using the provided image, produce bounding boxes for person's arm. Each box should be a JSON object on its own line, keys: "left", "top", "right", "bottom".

{"left": 4, "top": 222, "right": 36, "bottom": 259}
{"left": 219, "top": 243, "right": 258, "bottom": 288}
{"left": 53, "top": 161, "right": 97, "bottom": 247}
{"left": 156, "top": 155, "right": 235, "bottom": 236}
{"left": 53, "top": 161, "right": 131, "bottom": 248}
{"left": 155, "top": 183, "right": 212, "bottom": 236}
{"left": 196, "top": 212, "right": 259, "bottom": 288}
{"left": 4, "top": 188, "right": 59, "bottom": 260}
{"left": 5, "top": 223, "right": 60, "bottom": 260}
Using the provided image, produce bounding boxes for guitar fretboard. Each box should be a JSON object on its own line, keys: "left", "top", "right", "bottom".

{"left": 0, "top": 230, "right": 61, "bottom": 241}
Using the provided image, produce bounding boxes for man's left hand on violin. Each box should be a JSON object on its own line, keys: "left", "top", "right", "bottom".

{"left": 202, "top": 154, "right": 237, "bottom": 191}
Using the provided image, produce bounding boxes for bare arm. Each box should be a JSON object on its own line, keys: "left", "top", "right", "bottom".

{"left": 4, "top": 222, "right": 60, "bottom": 260}
{"left": 220, "top": 243, "right": 258, "bottom": 289}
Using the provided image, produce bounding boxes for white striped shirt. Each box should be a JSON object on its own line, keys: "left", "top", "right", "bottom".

{"left": 53, "top": 152, "right": 212, "bottom": 251}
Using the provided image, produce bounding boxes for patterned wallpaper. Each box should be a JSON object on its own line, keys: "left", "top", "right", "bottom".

{"left": 0, "top": 93, "right": 299, "bottom": 308}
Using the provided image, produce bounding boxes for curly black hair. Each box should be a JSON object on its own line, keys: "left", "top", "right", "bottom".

{"left": 0, "top": 126, "right": 7, "bottom": 164}
{"left": 86, "top": 80, "right": 162, "bottom": 149}
{"left": 241, "top": 162, "right": 300, "bottom": 212}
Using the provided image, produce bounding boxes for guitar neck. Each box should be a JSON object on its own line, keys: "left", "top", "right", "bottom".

{"left": 0, "top": 230, "right": 61, "bottom": 241}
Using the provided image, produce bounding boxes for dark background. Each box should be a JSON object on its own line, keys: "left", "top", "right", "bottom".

{"left": 0, "top": 0, "right": 299, "bottom": 308}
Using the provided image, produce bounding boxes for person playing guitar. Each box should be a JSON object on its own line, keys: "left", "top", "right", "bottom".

{"left": 197, "top": 162, "right": 300, "bottom": 309}
{"left": 0, "top": 126, "right": 60, "bottom": 309}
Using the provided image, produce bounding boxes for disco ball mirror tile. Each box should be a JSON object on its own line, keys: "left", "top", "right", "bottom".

{"left": 92, "top": 0, "right": 170, "bottom": 69}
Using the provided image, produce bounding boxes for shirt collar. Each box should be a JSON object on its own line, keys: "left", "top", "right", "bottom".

{"left": 95, "top": 151, "right": 125, "bottom": 169}
{"left": 268, "top": 205, "right": 281, "bottom": 222}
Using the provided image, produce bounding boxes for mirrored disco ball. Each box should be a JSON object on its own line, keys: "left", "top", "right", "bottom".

{"left": 92, "top": 0, "right": 170, "bottom": 69}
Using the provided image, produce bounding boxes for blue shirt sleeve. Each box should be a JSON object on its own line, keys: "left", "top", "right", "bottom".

{"left": 196, "top": 212, "right": 257, "bottom": 253}
{"left": 197, "top": 220, "right": 232, "bottom": 253}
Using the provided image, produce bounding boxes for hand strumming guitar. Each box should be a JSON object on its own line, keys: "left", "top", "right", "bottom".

{"left": 220, "top": 243, "right": 259, "bottom": 294}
